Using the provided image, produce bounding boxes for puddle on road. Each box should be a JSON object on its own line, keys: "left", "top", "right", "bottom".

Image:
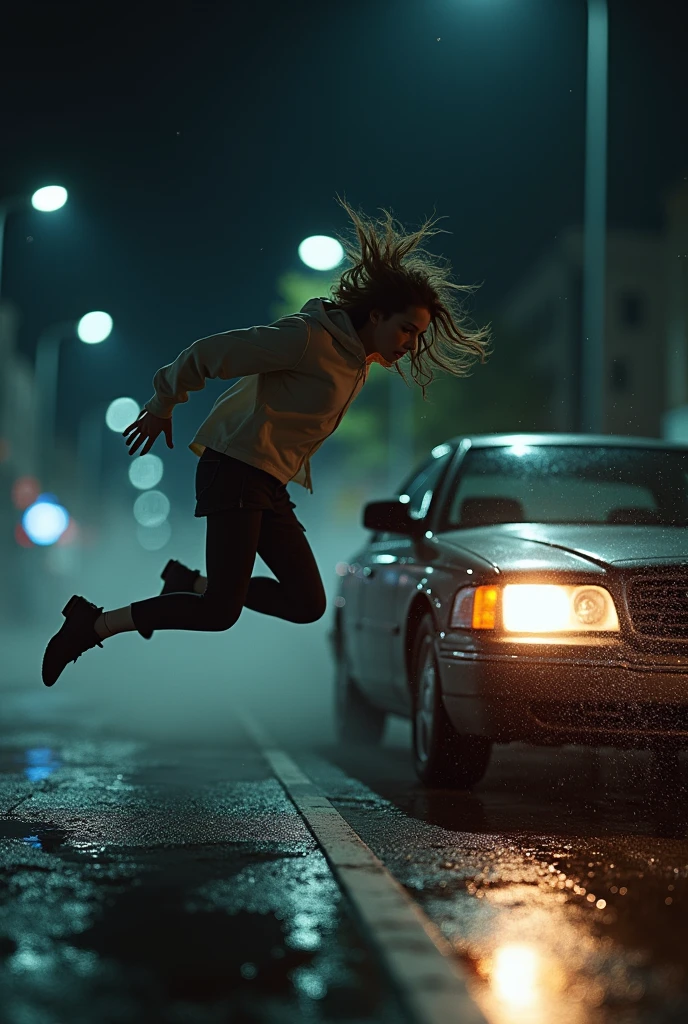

{"left": 181, "top": 847, "right": 397, "bottom": 1018}
{"left": 0, "top": 818, "right": 407, "bottom": 1023}
{"left": 0, "top": 746, "right": 62, "bottom": 783}
{"left": 0, "top": 818, "right": 69, "bottom": 852}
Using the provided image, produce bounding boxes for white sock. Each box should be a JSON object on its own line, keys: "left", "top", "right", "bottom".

{"left": 94, "top": 606, "right": 137, "bottom": 640}
{"left": 193, "top": 575, "right": 207, "bottom": 594}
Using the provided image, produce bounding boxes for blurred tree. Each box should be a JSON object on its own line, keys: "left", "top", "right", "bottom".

{"left": 411, "top": 316, "right": 556, "bottom": 457}
{"left": 332, "top": 316, "right": 554, "bottom": 474}
{"left": 271, "top": 269, "right": 336, "bottom": 320}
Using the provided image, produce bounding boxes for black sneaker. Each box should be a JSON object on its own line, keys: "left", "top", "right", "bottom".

{"left": 160, "top": 559, "right": 200, "bottom": 596}
{"left": 138, "top": 560, "right": 201, "bottom": 640}
{"left": 42, "top": 595, "right": 104, "bottom": 687}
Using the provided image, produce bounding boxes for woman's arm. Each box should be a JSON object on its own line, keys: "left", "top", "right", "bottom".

{"left": 143, "top": 314, "right": 310, "bottom": 419}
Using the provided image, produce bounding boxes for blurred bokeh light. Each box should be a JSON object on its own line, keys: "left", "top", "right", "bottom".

{"left": 106, "top": 397, "right": 140, "bottom": 432}
{"left": 77, "top": 311, "right": 113, "bottom": 344}
{"left": 14, "top": 523, "right": 33, "bottom": 548}
{"left": 22, "top": 498, "right": 70, "bottom": 546}
{"left": 133, "top": 490, "right": 170, "bottom": 527}
{"left": 128, "top": 453, "right": 164, "bottom": 490}
{"left": 11, "top": 476, "right": 41, "bottom": 510}
{"left": 136, "top": 521, "right": 172, "bottom": 551}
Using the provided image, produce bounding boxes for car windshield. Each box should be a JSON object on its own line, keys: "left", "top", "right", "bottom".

{"left": 443, "top": 445, "right": 688, "bottom": 528}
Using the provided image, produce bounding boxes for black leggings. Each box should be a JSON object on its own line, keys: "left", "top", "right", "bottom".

{"left": 130, "top": 507, "right": 326, "bottom": 634}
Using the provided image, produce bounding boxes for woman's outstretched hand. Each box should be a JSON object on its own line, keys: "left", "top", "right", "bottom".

{"left": 122, "top": 410, "right": 174, "bottom": 456}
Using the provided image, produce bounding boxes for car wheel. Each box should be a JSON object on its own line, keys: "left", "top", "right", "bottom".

{"left": 412, "top": 613, "right": 492, "bottom": 788}
{"left": 334, "top": 653, "right": 386, "bottom": 745}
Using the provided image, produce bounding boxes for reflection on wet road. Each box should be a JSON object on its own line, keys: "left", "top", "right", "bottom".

{"left": 0, "top": 726, "right": 405, "bottom": 1024}
{"left": 1, "top": 699, "right": 687, "bottom": 1023}
{"left": 316, "top": 735, "right": 688, "bottom": 1023}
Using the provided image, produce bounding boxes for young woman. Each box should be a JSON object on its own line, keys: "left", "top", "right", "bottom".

{"left": 42, "top": 199, "right": 490, "bottom": 687}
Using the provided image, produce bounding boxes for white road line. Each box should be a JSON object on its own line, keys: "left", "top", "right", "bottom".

{"left": 243, "top": 717, "right": 487, "bottom": 1024}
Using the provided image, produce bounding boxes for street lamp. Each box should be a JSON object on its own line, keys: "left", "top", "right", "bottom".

{"left": 581, "top": 0, "right": 608, "bottom": 432}
{"left": 35, "top": 311, "right": 113, "bottom": 485}
{"left": 298, "top": 235, "right": 344, "bottom": 272}
{"left": 450, "top": 0, "right": 608, "bottom": 432}
{"left": 31, "top": 186, "right": 68, "bottom": 214}
{"left": 77, "top": 310, "right": 113, "bottom": 344}
{"left": 0, "top": 185, "right": 68, "bottom": 300}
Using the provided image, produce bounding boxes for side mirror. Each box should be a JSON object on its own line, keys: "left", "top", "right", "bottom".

{"left": 363, "top": 500, "right": 421, "bottom": 535}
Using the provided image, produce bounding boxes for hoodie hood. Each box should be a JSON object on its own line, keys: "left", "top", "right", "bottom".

{"left": 300, "top": 297, "right": 366, "bottom": 360}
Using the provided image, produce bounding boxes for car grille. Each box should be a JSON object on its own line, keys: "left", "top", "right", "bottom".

{"left": 626, "top": 575, "right": 688, "bottom": 639}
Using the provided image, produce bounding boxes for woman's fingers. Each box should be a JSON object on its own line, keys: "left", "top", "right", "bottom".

{"left": 127, "top": 434, "right": 144, "bottom": 456}
{"left": 122, "top": 411, "right": 171, "bottom": 456}
{"left": 122, "top": 414, "right": 145, "bottom": 438}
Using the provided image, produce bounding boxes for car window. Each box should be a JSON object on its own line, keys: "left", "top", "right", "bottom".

{"left": 442, "top": 445, "right": 688, "bottom": 527}
{"left": 399, "top": 451, "right": 451, "bottom": 520}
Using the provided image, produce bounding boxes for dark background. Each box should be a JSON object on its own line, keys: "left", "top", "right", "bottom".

{"left": 1, "top": 0, "right": 687, "bottom": 442}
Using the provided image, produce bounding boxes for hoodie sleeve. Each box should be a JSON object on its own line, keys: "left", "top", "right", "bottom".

{"left": 143, "top": 315, "right": 310, "bottom": 418}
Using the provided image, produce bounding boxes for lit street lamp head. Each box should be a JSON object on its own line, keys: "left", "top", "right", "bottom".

{"left": 298, "top": 235, "right": 344, "bottom": 272}
{"left": 77, "top": 311, "right": 113, "bottom": 344}
{"left": 30, "top": 185, "right": 68, "bottom": 212}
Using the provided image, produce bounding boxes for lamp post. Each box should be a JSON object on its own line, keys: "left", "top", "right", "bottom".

{"left": 35, "top": 311, "right": 113, "bottom": 485}
{"left": 581, "top": 0, "right": 609, "bottom": 432}
{"left": 77, "top": 402, "right": 109, "bottom": 509}
{"left": 0, "top": 186, "right": 68, "bottom": 301}
{"left": 388, "top": 375, "right": 414, "bottom": 494}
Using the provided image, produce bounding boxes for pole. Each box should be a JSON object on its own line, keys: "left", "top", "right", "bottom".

{"left": 77, "top": 404, "right": 106, "bottom": 511}
{"left": 34, "top": 321, "right": 75, "bottom": 486}
{"left": 581, "top": 0, "right": 609, "bottom": 433}
{"left": 0, "top": 209, "right": 6, "bottom": 304}
{"left": 0, "top": 195, "right": 29, "bottom": 303}
{"left": 388, "top": 374, "right": 415, "bottom": 494}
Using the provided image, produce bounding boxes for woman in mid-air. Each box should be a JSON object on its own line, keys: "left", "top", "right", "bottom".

{"left": 42, "top": 198, "right": 490, "bottom": 686}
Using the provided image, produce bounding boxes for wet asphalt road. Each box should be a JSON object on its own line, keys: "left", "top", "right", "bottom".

{"left": 1, "top": 691, "right": 688, "bottom": 1024}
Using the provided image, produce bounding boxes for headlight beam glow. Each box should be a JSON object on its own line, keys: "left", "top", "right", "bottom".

{"left": 502, "top": 584, "right": 619, "bottom": 632}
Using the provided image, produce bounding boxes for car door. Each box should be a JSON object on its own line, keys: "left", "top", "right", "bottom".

{"left": 354, "top": 450, "right": 453, "bottom": 709}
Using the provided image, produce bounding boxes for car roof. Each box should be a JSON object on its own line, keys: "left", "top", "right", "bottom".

{"left": 445, "top": 432, "right": 688, "bottom": 452}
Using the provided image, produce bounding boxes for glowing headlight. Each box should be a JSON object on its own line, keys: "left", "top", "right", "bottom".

{"left": 450, "top": 584, "right": 619, "bottom": 632}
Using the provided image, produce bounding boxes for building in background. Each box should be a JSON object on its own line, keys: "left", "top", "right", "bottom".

{"left": 0, "top": 299, "right": 39, "bottom": 621}
{"left": 0, "top": 300, "right": 38, "bottom": 477}
{"left": 0, "top": 299, "right": 87, "bottom": 623}
{"left": 500, "top": 178, "right": 688, "bottom": 438}
{"left": 662, "top": 180, "right": 688, "bottom": 441}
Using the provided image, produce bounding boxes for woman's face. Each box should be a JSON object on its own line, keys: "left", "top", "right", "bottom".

{"left": 368, "top": 305, "right": 432, "bottom": 366}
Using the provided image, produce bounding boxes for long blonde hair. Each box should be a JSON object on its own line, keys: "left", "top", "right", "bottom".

{"left": 331, "top": 196, "right": 491, "bottom": 398}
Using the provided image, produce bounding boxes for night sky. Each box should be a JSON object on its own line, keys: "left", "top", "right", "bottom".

{"left": 2, "top": 0, "right": 687, "bottom": 447}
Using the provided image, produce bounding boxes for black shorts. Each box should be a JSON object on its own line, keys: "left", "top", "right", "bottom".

{"left": 194, "top": 448, "right": 306, "bottom": 531}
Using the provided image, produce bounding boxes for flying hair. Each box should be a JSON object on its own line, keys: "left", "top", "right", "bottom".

{"left": 330, "top": 195, "right": 491, "bottom": 398}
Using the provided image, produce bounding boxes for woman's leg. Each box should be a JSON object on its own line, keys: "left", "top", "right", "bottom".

{"left": 243, "top": 512, "right": 327, "bottom": 623}
{"left": 130, "top": 508, "right": 263, "bottom": 634}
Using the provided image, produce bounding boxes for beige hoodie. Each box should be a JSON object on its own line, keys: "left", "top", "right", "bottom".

{"left": 143, "top": 298, "right": 369, "bottom": 492}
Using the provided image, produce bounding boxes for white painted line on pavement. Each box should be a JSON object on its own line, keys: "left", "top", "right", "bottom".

{"left": 242, "top": 715, "right": 487, "bottom": 1024}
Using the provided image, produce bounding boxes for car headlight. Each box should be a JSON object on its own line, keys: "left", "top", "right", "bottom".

{"left": 450, "top": 584, "right": 620, "bottom": 632}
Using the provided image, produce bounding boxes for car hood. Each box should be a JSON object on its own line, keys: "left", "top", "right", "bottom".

{"left": 438, "top": 523, "right": 688, "bottom": 573}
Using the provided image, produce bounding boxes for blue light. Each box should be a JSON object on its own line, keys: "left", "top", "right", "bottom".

{"left": 22, "top": 500, "right": 69, "bottom": 546}
{"left": 24, "top": 747, "right": 61, "bottom": 783}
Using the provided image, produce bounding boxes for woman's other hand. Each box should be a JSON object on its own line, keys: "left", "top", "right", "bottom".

{"left": 122, "top": 410, "right": 174, "bottom": 456}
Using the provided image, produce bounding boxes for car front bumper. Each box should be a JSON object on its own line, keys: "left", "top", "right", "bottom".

{"left": 438, "top": 639, "right": 688, "bottom": 747}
